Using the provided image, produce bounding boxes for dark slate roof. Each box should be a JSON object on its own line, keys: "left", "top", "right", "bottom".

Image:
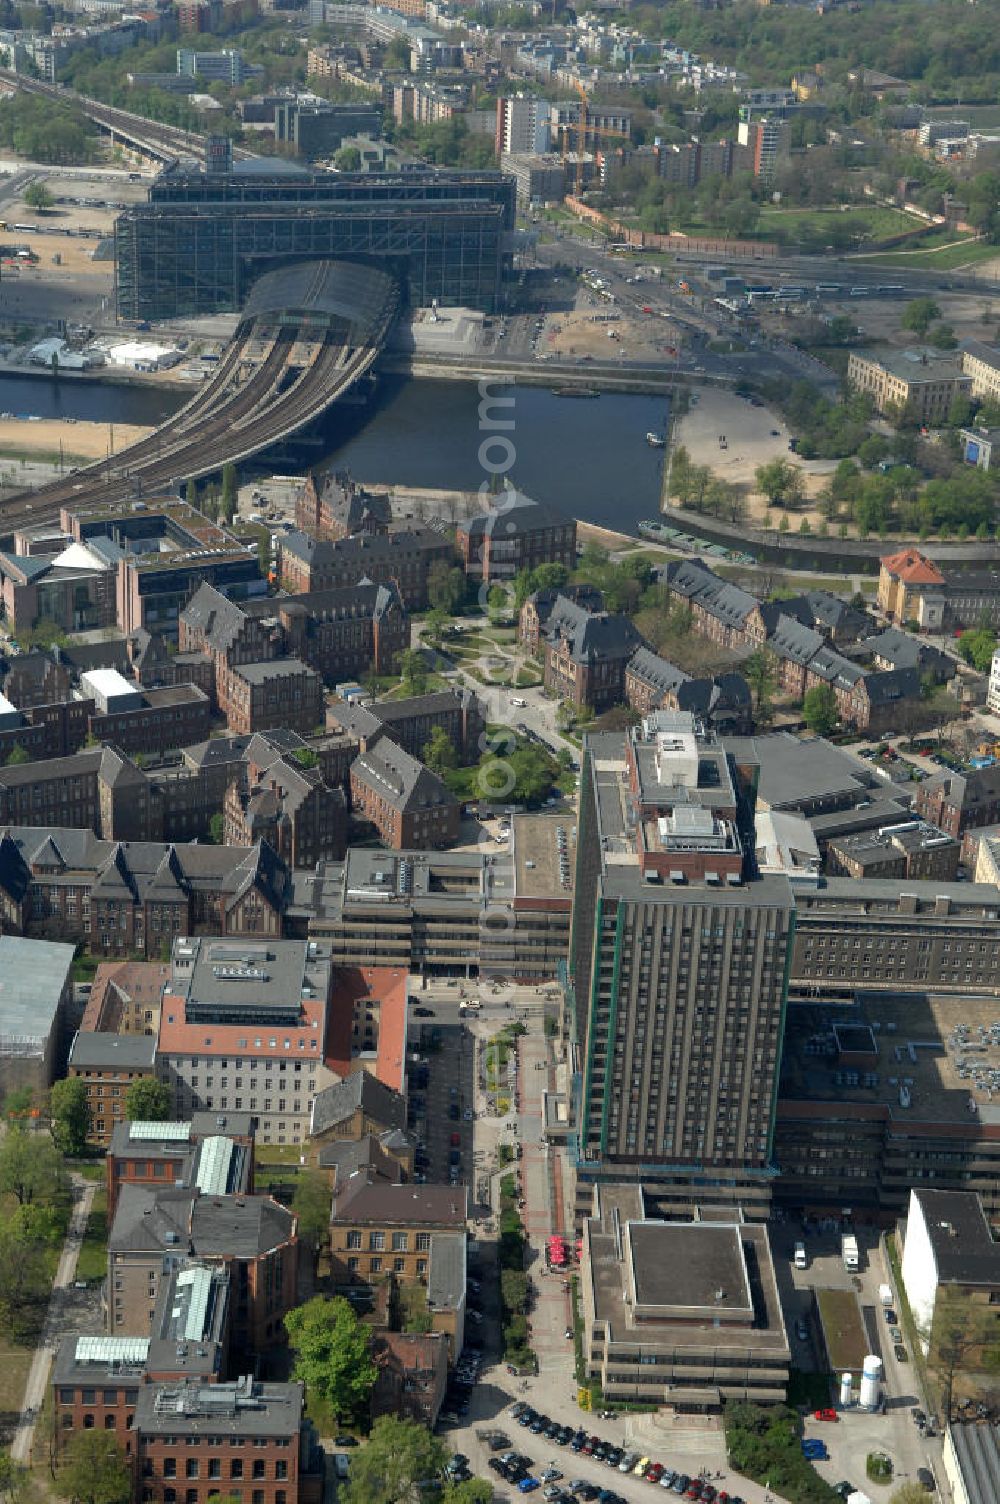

{"left": 180, "top": 583, "right": 248, "bottom": 653}
{"left": 351, "top": 738, "right": 458, "bottom": 813}
{"left": 544, "top": 597, "right": 644, "bottom": 665}
{"left": 526, "top": 583, "right": 603, "bottom": 627}
{"left": 310, "top": 1072, "right": 406, "bottom": 1136}
{"left": 663, "top": 557, "right": 757, "bottom": 630}
{"left": 316, "top": 1132, "right": 406, "bottom": 1183}
{"left": 374, "top": 689, "right": 478, "bottom": 726}
{"left": 627, "top": 646, "right": 689, "bottom": 698}
{"left": 805, "top": 589, "right": 869, "bottom": 639}
{"left": 459, "top": 489, "right": 570, "bottom": 540}
{"left": 0, "top": 831, "right": 30, "bottom": 902}
{"left": 331, "top": 1177, "right": 467, "bottom": 1226}
{"left": 69, "top": 1031, "right": 156, "bottom": 1070}
{"left": 0, "top": 827, "right": 290, "bottom": 911}
{"left": 280, "top": 526, "right": 447, "bottom": 567}
{"left": 317, "top": 472, "right": 391, "bottom": 531}
{"left": 190, "top": 1194, "right": 295, "bottom": 1259}
{"left": 768, "top": 613, "right": 826, "bottom": 666}
{"left": 862, "top": 665, "right": 921, "bottom": 704}
{"left": 108, "top": 1184, "right": 195, "bottom": 1253}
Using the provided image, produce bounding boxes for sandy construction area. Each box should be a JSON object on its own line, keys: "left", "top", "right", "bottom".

{"left": 0, "top": 416, "right": 152, "bottom": 461}
{"left": 673, "top": 386, "right": 838, "bottom": 524}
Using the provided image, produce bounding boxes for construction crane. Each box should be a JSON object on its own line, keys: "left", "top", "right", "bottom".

{"left": 559, "top": 79, "right": 631, "bottom": 196}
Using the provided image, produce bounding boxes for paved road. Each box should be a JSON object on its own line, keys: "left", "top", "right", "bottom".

{"left": 11, "top": 1173, "right": 96, "bottom": 1465}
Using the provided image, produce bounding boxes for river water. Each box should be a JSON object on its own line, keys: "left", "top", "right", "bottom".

{"left": 3, "top": 372, "right": 669, "bottom": 532}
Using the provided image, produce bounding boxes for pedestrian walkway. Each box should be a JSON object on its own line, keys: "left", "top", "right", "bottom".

{"left": 12, "top": 1172, "right": 96, "bottom": 1464}
{"left": 516, "top": 1029, "right": 575, "bottom": 1379}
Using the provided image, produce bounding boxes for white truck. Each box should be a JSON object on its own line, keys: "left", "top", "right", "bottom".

{"left": 842, "top": 1233, "right": 860, "bottom": 1272}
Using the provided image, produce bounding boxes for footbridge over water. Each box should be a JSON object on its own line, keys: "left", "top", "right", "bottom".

{"left": 0, "top": 260, "right": 399, "bottom": 533}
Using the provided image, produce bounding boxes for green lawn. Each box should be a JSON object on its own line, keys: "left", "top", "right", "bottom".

{"left": 757, "top": 204, "right": 921, "bottom": 242}
{"left": 0, "top": 1348, "right": 32, "bottom": 1421}
{"left": 76, "top": 1186, "right": 108, "bottom": 1283}
{"left": 858, "top": 237, "right": 998, "bottom": 271}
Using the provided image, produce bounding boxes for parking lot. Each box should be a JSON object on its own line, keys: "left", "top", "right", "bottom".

{"left": 407, "top": 1020, "right": 477, "bottom": 1191}
{"left": 768, "top": 1218, "right": 948, "bottom": 1498}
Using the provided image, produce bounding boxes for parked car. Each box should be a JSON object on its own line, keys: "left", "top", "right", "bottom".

{"left": 894, "top": 1343, "right": 909, "bottom": 1362}
{"left": 814, "top": 1409, "right": 838, "bottom": 1423}
{"left": 916, "top": 1468, "right": 936, "bottom": 1492}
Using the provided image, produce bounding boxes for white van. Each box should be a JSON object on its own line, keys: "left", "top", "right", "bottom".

{"left": 794, "top": 1242, "right": 808, "bottom": 1270}
{"left": 334, "top": 1455, "right": 350, "bottom": 1481}
{"left": 511, "top": 696, "right": 527, "bottom": 708}
{"left": 460, "top": 999, "right": 482, "bottom": 1012}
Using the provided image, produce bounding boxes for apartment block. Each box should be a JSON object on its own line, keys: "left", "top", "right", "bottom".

{"left": 625, "top": 647, "right": 752, "bottom": 732}
{"left": 961, "top": 338, "right": 1000, "bottom": 401}
{"left": 570, "top": 713, "right": 795, "bottom": 1217}
{"left": 329, "top": 687, "right": 485, "bottom": 764}
{"left": 541, "top": 597, "right": 645, "bottom": 713}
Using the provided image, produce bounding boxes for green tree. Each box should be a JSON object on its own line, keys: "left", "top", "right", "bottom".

{"left": 220, "top": 462, "right": 237, "bottom": 522}
{"left": 185, "top": 479, "right": 198, "bottom": 509}
{"left": 802, "top": 683, "right": 839, "bottom": 737}
{"left": 342, "top": 1416, "right": 447, "bottom": 1504}
{"left": 58, "top": 1431, "right": 130, "bottom": 1504}
{"left": 0, "top": 1219, "right": 52, "bottom": 1341}
{"left": 23, "top": 181, "right": 54, "bottom": 212}
{"left": 901, "top": 296, "right": 940, "bottom": 337}
{"left": 423, "top": 608, "right": 448, "bottom": 650}
{"left": 0, "top": 1127, "right": 67, "bottom": 1205}
{"left": 426, "top": 559, "right": 465, "bottom": 614}
{"left": 209, "top": 812, "right": 225, "bottom": 844}
{"left": 445, "top": 1483, "right": 493, "bottom": 1504}
{"left": 958, "top": 627, "right": 997, "bottom": 672}
{"left": 743, "top": 649, "right": 776, "bottom": 714}
{"left": 487, "top": 584, "right": 509, "bottom": 613}
{"left": 424, "top": 725, "right": 458, "bottom": 775}
{"left": 889, "top": 1488, "right": 935, "bottom": 1504}
{"left": 286, "top": 1296, "right": 377, "bottom": 1424}
{"left": 334, "top": 145, "right": 362, "bottom": 171}
{"left": 5, "top": 743, "right": 29, "bottom": 766}
{"left": 291, "top": 1171, "right": 331, "bottom": 1263}
{"left": 947, "top": 392, "right": 972, "bottom": 427}
{"left": 755, "top": 458, "right": 803, "bottom": 507}
{"left": 48, "top": 1079, "right": 90, "bottom": 1157}
{"left": 0, "top": 1452, "right": 27, "bottom": 1504}
{"left": 3, "top": 1086, "right": 34, "bottom": 1123}
{"left": 399, "top": 649, "right": 428, "bottom": 696}
{"left": 124, "top": 1077, "right": 171, "bottom": 1122}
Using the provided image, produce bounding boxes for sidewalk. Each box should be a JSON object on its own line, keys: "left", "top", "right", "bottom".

{"left": 12, "top": 1172, "right": 96, "bottom": 1464}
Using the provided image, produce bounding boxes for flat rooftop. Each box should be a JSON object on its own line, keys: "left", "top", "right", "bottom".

{"left": 724, "top": 732, "right": 876, "bottom": 813}
{"left": 585, "top": 1186, "right": 789, "bottom": 1360}
{"left": 168, "top": 936, "right": 331, "bottom": 1025}
{"left": 780, "top": 991, "right": 1000, "bottom": 1126}
{"left": 0, "top": 935, "right": 74, "bottom": 1046}
{"left": 627, "top": 1221, "right": 752, "bottom": 1322}
{"left": 512, "top": 811, "right": 576, "bottom": 903}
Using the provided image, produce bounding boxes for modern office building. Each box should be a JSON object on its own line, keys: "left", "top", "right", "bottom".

{"left": 568, "top": 713, "right": 795, "bottom": 1218}
{"left": 581, "top": 1184, "right": 790, "bottom": 1411}
{"left": 115, "top": 166, "right": 516, "bottom": 320}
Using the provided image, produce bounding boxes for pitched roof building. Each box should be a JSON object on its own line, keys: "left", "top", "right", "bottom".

{"left": 455, "top": 491, "right": 576, "bottom": 584}
{"left": 349, "top": 739, "right": 461, "bottom": 850}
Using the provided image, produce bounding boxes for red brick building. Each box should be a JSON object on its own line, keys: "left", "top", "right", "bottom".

{"left": 456, "top": 490, "right": 576, "bottom": 584}
{"left": 295, "top": 471, "right": 391, "bottom": 540}
{"left": 349, "top": 739, "right": 461, "bottom": 850}
{"left": 278, "top": 528, "right": 453, "bottom": 610}
{"left": 135, "top": 1377, "right": 323, "bottom": 1504}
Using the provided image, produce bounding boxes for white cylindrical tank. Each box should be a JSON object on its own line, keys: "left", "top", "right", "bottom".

{"left": 840, "top": 1371, "right": 853, "bottom": 1407}
{"left": 859, "top": 1354, "right": 882, "bottom": 1409}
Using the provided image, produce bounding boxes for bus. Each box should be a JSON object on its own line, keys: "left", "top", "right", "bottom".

{"left": 12, "top": 223, "right": 37, "bottom": 233}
